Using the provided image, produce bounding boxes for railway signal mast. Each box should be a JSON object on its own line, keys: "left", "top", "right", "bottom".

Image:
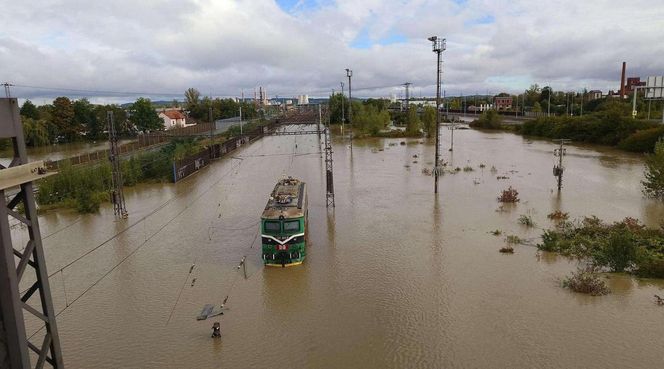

{"left": 553, "top": 139, "right": 571, "bottom": 192}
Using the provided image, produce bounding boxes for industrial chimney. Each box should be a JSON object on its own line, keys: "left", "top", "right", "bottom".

{"left": 620, "top": 62, "right": 626, "bottom": 98}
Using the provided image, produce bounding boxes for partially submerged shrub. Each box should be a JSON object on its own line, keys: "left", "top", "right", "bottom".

{"left": 490, "top": 229, "right": 502, "bottom": 236}
{"left": 537, "top": 216, "right": 664, "bottom": 278}
{"left": 518, "top": 214, "right": 535, "bottom": 227}
{"left": 562, "top": 267, "right": 610, "bottom": 296}
{"left": 547, "top": 210, "right": 569, "bottom": 222}
{"left": 463, "top": 165, "right": 474, "bottom": 172}
{"left": 498, "top": 187, "right": 520, "bottom": 203}
{"left": 505, "top": 235, "right": 522, "bottom": 244}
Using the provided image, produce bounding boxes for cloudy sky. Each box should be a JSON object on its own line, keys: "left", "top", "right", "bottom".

{"left": 1, "top": 0, "right": 663, "bottom": 103}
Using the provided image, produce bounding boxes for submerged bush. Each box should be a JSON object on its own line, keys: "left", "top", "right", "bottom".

{"left": 642, "top": 139, "right": 664, "bottom": 199}
{"left": 518, "top": 214, "right": 535, "bottom": 227}
{"left": 537, "top": 216, "right": 664, "bottom": 278}
{"left": 562, "top": 267, "right": 610, "bottom": 296}
{"left": 498, "top": 187, "right": 520, "bottom": 203}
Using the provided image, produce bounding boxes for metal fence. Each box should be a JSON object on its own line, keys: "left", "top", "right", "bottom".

{"left": 172, "top": 121, "right": 279, "bottom": 183}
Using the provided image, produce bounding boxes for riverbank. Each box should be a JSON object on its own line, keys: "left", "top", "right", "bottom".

{"left": 470, "top": 110, "right": 664, "bottom": 153}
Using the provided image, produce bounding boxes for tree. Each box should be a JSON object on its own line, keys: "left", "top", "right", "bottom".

{"left": 73, "top": 99, "right": 99, "bottom": 139}
{"left": 642, "top": 139, "right": 664, "bottom": 199}
{"left": 129, "top": 98, "right": 162, "bottom": 132}
{"left": 422, "top": 106, "right": 436, "bottom": 138}
{"left": 405, "top": 106, "right": 421, "bottom": 136}
{"left": 20, "top": 100, "right": 40, "bottom": 120}
{"left": 533, "top": 101, "right": 542, "bottom": 113}
{"left": 50, "top": 97, "right": 75, "bottom": 141}
{"left": 328, "top": 93, "right": 349, "bottom": 124}
{"left": 185, "top": 88, "right": 201, "bottom": 110}
{"left": 22, "top": 118, "right": 50, "bottom": 146}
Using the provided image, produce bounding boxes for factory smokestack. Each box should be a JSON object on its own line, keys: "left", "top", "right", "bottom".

{"left": 620, "top": 61, "right": 626, "bottom": 98}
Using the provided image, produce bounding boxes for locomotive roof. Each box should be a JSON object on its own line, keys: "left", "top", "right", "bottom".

{"left": 261, "top": 177, "right": 306, "bottom": 219}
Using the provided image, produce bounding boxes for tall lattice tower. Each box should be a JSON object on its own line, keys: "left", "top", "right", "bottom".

{"left": 107, "top": 111, "right": 128, "bottom": 218}
{"left": 0, "top": 97, "right": 64, "bottom": 368}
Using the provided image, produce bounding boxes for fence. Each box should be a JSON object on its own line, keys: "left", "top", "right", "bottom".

{"left": 172, "top": 120, "right": 280, "bottom": 183}
{"left": 44, "top": 123, "right": 217, "bottom": 170}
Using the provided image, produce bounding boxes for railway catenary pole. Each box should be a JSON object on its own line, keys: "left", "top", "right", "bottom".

{"left": 108, "top": 111, "right": 128, "bottom": 218}
{"left": 346, "top": 68, "right": 353, "bottom": 149}
{"left": 340, "top": 82, "right": 345, "bottom": 133}
{"left": 0, "top": 97, "right": 64, "bottom": 368}
{"left": 553, "top": 139, "right": 571, "bottom": 192}
{"left": 429, "top": 36, "right": 446, "bottom": 194}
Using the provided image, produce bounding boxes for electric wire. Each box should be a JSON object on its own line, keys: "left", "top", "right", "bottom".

{"left": 28, "top": 154, "right": 247, "bottom": 340}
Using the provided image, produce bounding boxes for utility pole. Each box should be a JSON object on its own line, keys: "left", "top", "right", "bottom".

{"left": 553, "top": 139, "right": 571, "bottom": 192}
{"left": 0, "top": 97, "right": 64, "bottom": 368}
{"left": 429, "top": 36, "right": 446, "bottom": 194}
{"left": 340, "top": 82, "right": 345, "bottom": 133}
{"left": 108, "top": 111, "right": 128, "bottom": 218}
{"left": 346, "top": 69, "right": 353, "bottom": 149}
{"left": 2, "top": 82, "right": 13, "bottom": 97}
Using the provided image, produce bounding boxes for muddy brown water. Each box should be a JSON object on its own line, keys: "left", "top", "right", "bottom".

{"left": 16, "top": 128, "right": 664, "bottom": 368}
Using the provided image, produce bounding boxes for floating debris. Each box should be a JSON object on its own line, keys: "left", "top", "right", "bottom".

{"left": 496, "top": 175, "right": 510, "bottom": 180}
{"left": 463, "top": 166, "right": 474, "bottom": 172}
{"left": 655, "top": 295, "right": 664, "bottom": 306}
{"left": 413, "top": 154, "right": 419, "bottom": 158}
{"left": 400, "top": 141, "right": 406, "bottom": 145}
{"left": 479, "top": 163, "right": 486, "bottom": 169}
{"left": 490, "top": 229, "right": 502, "bottom": 236}
{"left": 499, "top": 245, "right": 514, "bottom": 253}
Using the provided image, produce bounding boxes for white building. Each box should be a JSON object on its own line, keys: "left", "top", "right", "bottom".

{"left": 158, "top": 110, "right": 187, "bottom": 129}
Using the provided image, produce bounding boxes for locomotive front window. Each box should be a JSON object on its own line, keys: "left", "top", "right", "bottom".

{"left": 283, "top": 220, "right": 300, "bottom": 232}
{"left": 264, "top": 221, "right": 281, "bottom": 232}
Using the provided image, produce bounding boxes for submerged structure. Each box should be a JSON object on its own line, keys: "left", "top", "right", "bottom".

{"left": 261, "top": 177, "right": 308, "bottom": 267}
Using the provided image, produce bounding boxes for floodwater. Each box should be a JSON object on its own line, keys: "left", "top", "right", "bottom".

{"left": 17, "top": 127, "right": 664, "bottom": 368}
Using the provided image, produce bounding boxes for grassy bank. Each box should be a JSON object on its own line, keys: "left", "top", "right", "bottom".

{"left": 37, "top": 139, "right": 201, "bottom": 213}
{"left": 538, "top": 216, "right": 664, "bottom": 278}
{"left": 469, "top": 109, "right": 664, "bottom": 153}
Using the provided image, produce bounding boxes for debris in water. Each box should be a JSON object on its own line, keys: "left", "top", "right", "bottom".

{"left": 499, "top": 245, "right": 514, "bottom": 253}
{"left": 479, "top": 163, "right": 486, "bottom": 169}
{"left": 400, "top": 141, "right": 406, "bottom": 145}
{"left": 655, "top": 295, "right": 664, "bottom": 306}
{"left": 413, "top": 154, "right": 419, "bottom": 158}
{"left": 191, "top": 278, "right": 197, "bottom": 287}
{"left": 490, "top": 229, "right": 502, "bottom": 236}
{"left": 211, "top": 322, "right": 221, "bottom": 338}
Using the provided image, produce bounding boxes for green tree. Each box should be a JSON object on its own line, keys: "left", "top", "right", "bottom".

{"left": 328, "top": 93, "right": 349, "bottom": 124}
{"left": 22, "top": 118, "right": 50, "bottom": 146}
{"left": 73, "top": 98, "right": 99, "bottom": 139}
{"left": 20, "top": 100, "right": 40, "bottom": 120}
{"left": 185, "top": 88, "right": 201, "bottom": 111}
{"left": 129, "top": 98, "right": 162, "bottom": 132}
{"left": 50, "top": 97, "right": 75, "bottom": 141}
{"left": 405, "top": 107, "right": 421, "bottom": 136}
{"left": 533, "top": 101, "right": 542, "bottom": 113}
{"left": 422, "top": 106, "right": 436, "bottom": 138}
{"left": 642, "top": 139, "right": 664, "bottom": 199}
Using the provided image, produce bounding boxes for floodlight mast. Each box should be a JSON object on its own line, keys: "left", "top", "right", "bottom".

{"left": 429, "top": 36, "right": 446, "bottom": 194}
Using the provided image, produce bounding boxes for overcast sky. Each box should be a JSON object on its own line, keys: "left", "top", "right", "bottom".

{"left": 1, "top": 0, "right": 663, "bottom": 104}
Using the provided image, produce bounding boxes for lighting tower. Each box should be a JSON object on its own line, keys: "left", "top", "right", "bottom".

{"left": 346, "top": 68, "right": 353, "bottom": 148}
{"left": 428, "top": 36, "right": 446, "bottom": 194}
{"left": 403, "top": 82, "right": 412, "bottom": 112}
{"left": 340, "top": 82, "right": 345, "bottom": 132}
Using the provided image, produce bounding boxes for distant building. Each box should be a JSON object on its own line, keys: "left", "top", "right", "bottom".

{"left": 626, "top": 77, "right": 646, "bottom": 93}
{"left": 159, "top": 110, "right": 187, "bottom": 129}
{"left": 587, "top": 90, "right": 602, "bottom": 100}
{"left": 298, "top": 95, "right": 309, "bottom": 105}
{"left": 494, "top": 96, "right": 513, "bottom": 110}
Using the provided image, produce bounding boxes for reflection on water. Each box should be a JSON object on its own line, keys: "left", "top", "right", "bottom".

{"left": 20, "top": 128, "right": 664, "bottom": 369}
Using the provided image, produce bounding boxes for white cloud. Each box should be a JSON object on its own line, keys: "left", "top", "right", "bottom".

{"left": 0, "top": 0, "right": 663, "bottom": 103}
